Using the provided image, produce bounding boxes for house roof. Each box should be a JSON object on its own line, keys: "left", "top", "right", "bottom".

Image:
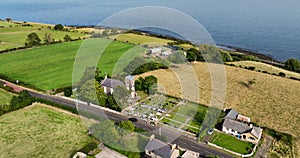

{"left": 225, "top": 109, "right": 238, "bottom": 120}
{"left": 145, "top": 138, "right": 172, "bottom": 158}
{"left": 101, "top": 78, "right": 124, "bottom": 88}
{"left": 223, "top": 118, "right": 262, "bottom": 139}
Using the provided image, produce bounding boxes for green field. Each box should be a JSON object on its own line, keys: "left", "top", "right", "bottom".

{"left": 109, "top": 33, "right": 173, "bottom": 46}
{"left": 0, "top": 89, "right": 14, "bottom": 105}
{"left": 0, "top": 39, "right": 137, "bottom": 90}
{"left": 162, "top": 102, "right": 207, "bottom": 133}
{"left": 0, "top": 22, "right": 87, "bottom": 50}
{"left": 0, "top": 21, "right": 18, "bottom": 27}
{"left": 211, "top": 132, "right": 254, "bottom": 155}
{"left": 0, "top": 104, "right": 93, "bottom": 158}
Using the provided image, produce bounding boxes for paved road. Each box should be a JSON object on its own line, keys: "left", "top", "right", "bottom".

{"left": 0, "top": 79, "right": 234, "bottom": 158}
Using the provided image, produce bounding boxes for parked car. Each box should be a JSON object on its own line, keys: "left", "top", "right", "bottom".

{"left": 128, "top": 117, "right": 138, "bottom": 123}
{"left": 207, "top": 128, "right": 214, "bottom": 135}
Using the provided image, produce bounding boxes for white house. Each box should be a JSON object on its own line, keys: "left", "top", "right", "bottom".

{"left": 222, "top": 118, "right": 263, "bottom": 144}
{"left": 101, "top": 75, "right": 124, "bottom": 95}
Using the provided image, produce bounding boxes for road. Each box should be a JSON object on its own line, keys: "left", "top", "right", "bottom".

{"left": 0, "top": 79, "right": 234, "bottom": 158}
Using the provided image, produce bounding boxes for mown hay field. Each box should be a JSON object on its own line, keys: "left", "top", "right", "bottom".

{"left": 109, "top": 33, "right": 173, "bottom": 46}
{"left": 0, "top": 104, "right": 93, "bottom": 158}
{"left": 138, "top": 62, "right": 300, "bottom": 155}
{"left": 228, "top": 60, "right": 300, "bottom": 79}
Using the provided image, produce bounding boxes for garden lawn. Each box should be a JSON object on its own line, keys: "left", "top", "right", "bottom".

{"left": 211, "top": 132, "right": 254, "bottom": 155}
{"left": 0, "top": 39, "right": 135, "bottom": 90}
{"left": 0, "top": 104, "right": 93, "bottom": 158}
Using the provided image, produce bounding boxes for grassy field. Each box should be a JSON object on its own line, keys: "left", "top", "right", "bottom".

{"left": 228, "top": 61, "right": 300, "bottom": 79}
{"left": 0, "top": 21, "right": 18, "bottom": 27}
{"left": 162, "top": 102, "right": 207, "bottom": 133}
{"left": 109, "top": 33, "right": 173, "bottom": 46}
{"left": 211, "top": 132, "right": 254, "bottom": 154}
{"left": 0, "top": 21, "right": 88, "bottom": 50}
{"left": 0, "top": 89, "right": 14, "bottom": 105}
{"left": 0, "top": 39, "right": 136, "bottom": 90}
{"left": 0, "top": 104, "right": 93, "bottom": 158}
{"left": 138, "top": 62, "right": 300, "bottom": 155}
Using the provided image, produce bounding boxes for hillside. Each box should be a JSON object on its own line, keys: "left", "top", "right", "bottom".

{"left": 0, "top": 21, "right": 88, "bottom": 50}
{"left": 138, "top": 62, "right": 300, "bottom": 154}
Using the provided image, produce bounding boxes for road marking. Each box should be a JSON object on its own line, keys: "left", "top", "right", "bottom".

{"left": 191, "top": 145, "right": 198, "bottom": 149}
{"left": 205, "top": 151, "right": 214, "bottom": 155}
{"left": 178, "top": 140, "right": 187, "bottom": 144}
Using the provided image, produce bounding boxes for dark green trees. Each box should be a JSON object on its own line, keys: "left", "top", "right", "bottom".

{"left": 134, "top": 75, "right": 158, "bottom": 94}
{"left": 25, "top": 32, "right": 41, "bottom": 47}
{"left": 54, "top": 24, "right": 64, "bottom": 30}
{"left": 285, "top": 58, "right": 300, "bottom": 72}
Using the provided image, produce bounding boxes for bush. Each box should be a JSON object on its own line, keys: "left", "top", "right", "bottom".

{"left": 247, "top": 66, "right": 256, "bottom": 70}
{"left": 279, "top": 72, "right": 286, "bottom": 77}
{"left": 0, "top": 90, "right": 35, "bottom": 115}
{"left": 54, "top": 24, "right": 64, "bottom": 30}
{"left": 78, "top": 142, "right": 98, "bottom": 154}
{"left": 54, "top": 86, "right": 73, "bottom": 94}
{"left": 265, "top": 128, "right": 293, "bottom": 146}
{"left": 64, "top": 87, "right": 73, "bottom": 97}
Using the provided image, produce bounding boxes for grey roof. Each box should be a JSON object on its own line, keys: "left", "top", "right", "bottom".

{"left": 101, "top": 78, "right": 124, "bottom": 88}
{"left": 223, "top": 118, "right": 262, "bottom": 139}
{"left": 225, "top": 109, "right": 238, "bottom": 120}
{"left": 145, "top": 139, "right": 171, "bottom": 158}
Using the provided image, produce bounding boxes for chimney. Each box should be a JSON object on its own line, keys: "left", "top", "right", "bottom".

{"left": 105, "top": 72, "right": 107, "bottom": 79}
{"left": 150, "top": 134, "right": 155, "bottom": 140}
{"left": 171, "top": 144, "right": 176, "bottom": 150}
{"left": 249, "top": 124, "right": 253, "bottom": 128}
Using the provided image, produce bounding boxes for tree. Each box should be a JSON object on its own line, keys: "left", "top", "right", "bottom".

{"left": 279, "top": 72, "right": 286, "bottom": 77}
{"left": 54, "top": 24, "right": 64, "bottom": 30}
{"left": 199, "top": 45, "right": 222, "bottom": 63}
{"left": 5, "top": 17, "right": 12, "bottom": 22}
{"left": 285, "top": 58, "right": 300, "bottom": 72}
{"left": 80, "top": 67, "right": 101, "bottom": 84}
{"left": 134, "top": 77, "right": 144, "bottom": 91}
{"left": 44, "top": 33, "right": 53, "bottom": 44}
{"left": 118, "top": 120, "right": 135, "bottom": 137}
{"left": 64, "top": 34, "right": 72, "bottom": 42}
{"left": 106, "top": 95, "right": 121, "bottom": 112}
{"left": 220, "top": 51, "right": 233, "bottom": 62}
{"left": 10, "top": 90, "right": 35, "bottom": 111}
{"left": 169, "top": 51, "right": 187, "bottom": 64}
{"left": 90, "top": 120, "right": 120, "bottom": 145}
{"left": 25, "top": 32, "right": 41, "bottom": 47}
{"left": 113, "top": 85, "right": 130, "bottom": 109}
{"left": 77, "top": 79, "right": 99, "bottom": 104}
{"left": 63, "top": 87, "right": 73, "bottom": 97}
{"left": 119, "top": 120, "right": 135, "bottom": 131}
{"left": 144, "top": 75, "right": 158, "bottom": 94}
{"left": 95, "top": 80, "right": 107, "bottom": 106}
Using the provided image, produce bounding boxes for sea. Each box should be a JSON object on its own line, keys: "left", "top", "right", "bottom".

{"left": 1, "top": 0, "right": 300, "bottom": 61}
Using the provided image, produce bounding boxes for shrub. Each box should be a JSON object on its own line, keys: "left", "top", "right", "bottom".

{"left": 54, "top": 24, "right": 64, "bottom": 30}
{"left": 248, "top": 66, "right": 255, "bottom": 70}
{"left": 279, "top": 72, "right": 286, "bottom": 77}
{"left": 64, "top": 87, "right": 73, "bottom": 97}
{"left": 78, "top": 142, "right": 98, "bottom": 154}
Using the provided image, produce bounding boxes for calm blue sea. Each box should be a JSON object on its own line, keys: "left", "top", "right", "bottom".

{"left": 1, "top": 0, "right": 300, "bottom": 61}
